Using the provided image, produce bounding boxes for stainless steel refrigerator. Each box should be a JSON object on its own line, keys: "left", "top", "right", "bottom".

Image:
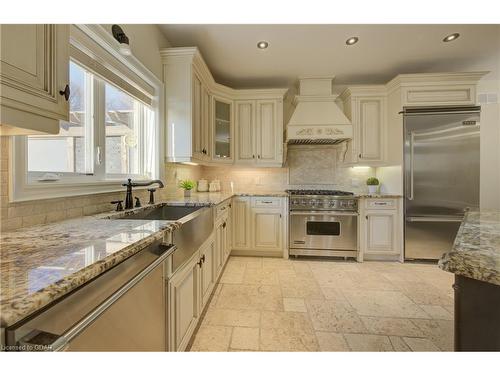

{"left": 403, "top": 106, "right": 480, "bottom": 260}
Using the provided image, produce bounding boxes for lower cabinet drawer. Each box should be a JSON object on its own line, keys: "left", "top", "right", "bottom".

{"left": 215, "top": 200, "right": 231, "bottom": 220}
{"left": 365, "top": 198, "right": 397, "bottom": 210}
{"left": 252, "top": 196, "right": 282, "bottom": 208}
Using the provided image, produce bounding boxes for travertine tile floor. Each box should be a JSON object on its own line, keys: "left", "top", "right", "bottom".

{"left": 189, "top": 256, "right": 454, "bottom": 352}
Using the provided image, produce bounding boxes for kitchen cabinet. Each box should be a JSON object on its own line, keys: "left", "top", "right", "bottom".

{"left": 167, "top": 230, "right": 222, "bottom": 351}
{"left": 232, "top": 196, "right": 252, "bottom": 250}
{"left": 253, "top": 209, "right": 282, "bottom": 252}
{"left": 232, "top": 196, "right": 285, "bottom": 256}
{"left": 339, "top": 87, "right": 386, "bottom": 165}
{"left": 0, "top": 24, "right": 70, "bottom": 135}
{"left": 215, "top": 205, "right": 230, "bottom": 278}
{"left": 162, "top": 47, "right": 287, "bottom": 166}
{"left": 235, "top": 99, "right": 283, "bottom": 166}
{"left": 199, "top": 234, "right": 216, "bottom": 308}
{"left": 212, "top": 97, "right": 233, "bottom": 162}
{"left": 192, "top": 74, "right": 211, "bottom": 161}
{"left": 167, "top": 251, "right": 200, "bottom": 352}
{"left": 359, "top": 198, "right": 402, "bottom": 262}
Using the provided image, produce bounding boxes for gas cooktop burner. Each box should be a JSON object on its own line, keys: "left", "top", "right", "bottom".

{"left": 286, "top": 189, "right": 354, "bottom": 196}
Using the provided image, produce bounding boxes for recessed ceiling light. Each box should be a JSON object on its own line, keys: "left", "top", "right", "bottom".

{"left": 443, "top": 33, "right": 460, "bottom": 42}
{"left": 257, "top": 41, "right": 269, "bottom": 49}
{"left": 345, "top": 37, "right": 359, "bottom": 46}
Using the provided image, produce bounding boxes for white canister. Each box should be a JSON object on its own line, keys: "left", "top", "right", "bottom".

{"left": 209, "top": 180, "right": 221, "bottom": 192}
{"left": 197, "top": 179, "right": 209, "bottom": 192}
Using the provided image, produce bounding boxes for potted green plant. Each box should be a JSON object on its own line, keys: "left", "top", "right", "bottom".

{"left": 366, "top": 177, "right": 380, "bottom": 194}
{"left": 179, "top": 180, "right": 196, "bottom": 197}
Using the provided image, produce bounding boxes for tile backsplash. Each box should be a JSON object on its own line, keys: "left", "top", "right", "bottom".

{"left": 0, "top": 140, "right": 376, "bottom": 231}
{"left": 201, "top": 145, "right": 375, "bottom": 193}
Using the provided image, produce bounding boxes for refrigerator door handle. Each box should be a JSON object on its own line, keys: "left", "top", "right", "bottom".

{"left": 407, "top": 132, "right": 415, "bottom": 201}
{"left": 406, "top": 216, "right": 464, "bottom": 223}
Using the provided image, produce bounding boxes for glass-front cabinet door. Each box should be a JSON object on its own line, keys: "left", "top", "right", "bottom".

{"left": 212, "top": 97, "right": 233, "bottom": 162}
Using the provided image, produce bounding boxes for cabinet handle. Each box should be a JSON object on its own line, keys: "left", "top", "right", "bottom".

{"left": 197, "top": 260, "right": 203, "bottom": 268}
{"left": 59, "top": 84, "right": 70, "bottom": 101}
{"left": 366, "top": 215, "right": 368, "bottom": 220}
{"left": 262, "top": 201, "right": 273, "bottom": 204}
{"left": 222, "top": 222, "right": 226, "bottom": 228}
{"left": 279, "top": 214, "right": 282, "bottom": 218}
{"left": 200, "top": 254, "right": 206, "bottom": 263}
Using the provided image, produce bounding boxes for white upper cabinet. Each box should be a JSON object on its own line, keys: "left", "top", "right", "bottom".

{"left": 339, "top": 86, "right": 387, "bottom": 165}
{"left": 212, "top": 96, "right": 233, "bottom": 163}
{"left": 235, "top": 101, "right": 255, "bottom": 163}
{"left": 161, "top": 47, "right": 287, "bottom": 166}
{"left": 235, "top": 98, "right": 284, "bottom": 166}
{"left": 0, "top": 24, "right": 70, "bottom": 135}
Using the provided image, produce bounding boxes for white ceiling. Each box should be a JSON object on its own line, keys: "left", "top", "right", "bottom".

{"left": 158, "top": 24, "right": 500, "bottom": 91}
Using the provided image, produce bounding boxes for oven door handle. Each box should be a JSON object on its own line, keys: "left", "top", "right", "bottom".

{"left": 289, "top": 211, "right": 358, "bottom": 216}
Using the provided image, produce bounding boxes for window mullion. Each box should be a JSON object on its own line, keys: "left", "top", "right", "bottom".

{"left": 94, "top": 78, "right": 106, "bottom": 180}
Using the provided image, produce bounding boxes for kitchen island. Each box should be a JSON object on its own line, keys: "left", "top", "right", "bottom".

{"left": 438, "top": 210, "right": 500, "bottom": 351}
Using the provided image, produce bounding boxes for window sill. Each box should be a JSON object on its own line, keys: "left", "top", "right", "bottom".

{"left": 10, "top": 179, "right": 154, "bottom": 203}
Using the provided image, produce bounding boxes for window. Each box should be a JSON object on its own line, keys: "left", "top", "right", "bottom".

{"left": 26, "top": 61, "right": 156, "bottom": 183}
{"left": 28, "top": 62, "right": 92, "bottom": 174}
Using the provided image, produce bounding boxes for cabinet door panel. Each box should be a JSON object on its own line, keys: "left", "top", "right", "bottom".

{"left": 253, "top": 209, "right": 282, "bottom": 251}
{"left": 359, "top": 99, "right": 383, "bottom": 161}
{"left": 201, "top": 85, "right": 211, "bottom": 158}
{"left": 0, "top": 24, "right": 69, "bottom": 129}
{"left": 235, "top": 101, "right": 255, "bottom": 162}
{"left": 215, "top": 221, "right": 224, "bottom": 277}
{"left": 232, "top": 197, "right": 251, "bottom": 249}
{"left": 366, "top": 211, "right": 397, "bottom": 254}
{"left": 168, "top": 255, "right": 199, "bottom": 351}
{"left": 192, "top": 75, "right": 203, "bottom": 159}
{"left": 200, "top": 237, "right": 216, "bottom": 308}
{"left": 256, "top": 100, "right": 278, "bottom": 163}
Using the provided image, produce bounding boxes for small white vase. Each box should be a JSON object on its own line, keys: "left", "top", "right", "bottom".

{"left": 367, "top": 185, "right": 379, "bottom": 194}
{"left": 184, "top": 190, "right": 192, "bottom": 197}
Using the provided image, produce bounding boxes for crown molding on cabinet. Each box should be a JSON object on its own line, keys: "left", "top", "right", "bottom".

{"left": 160, "top": 47, "right": 288, "bottom": 100}
{"left": 385, "top": 71, "right": 488, "bottom": 95}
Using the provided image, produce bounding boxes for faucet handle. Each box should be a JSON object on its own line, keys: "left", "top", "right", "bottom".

{"left": 147, "top": 188, "right": 156, "bottom": 205}
{"left": 134, "top": 197, "right": 142, "bottom": 208}
{"left": 111, "top": 200, "right": 124, "bottom": 211}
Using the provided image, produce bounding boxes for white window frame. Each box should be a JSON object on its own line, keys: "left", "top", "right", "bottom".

{"left": 11, "top": 25, "right": 164, "bottom": 202}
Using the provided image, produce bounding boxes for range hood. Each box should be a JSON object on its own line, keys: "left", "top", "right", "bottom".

{"left": 286, "top": 77, "right": 352, "bottom": 144}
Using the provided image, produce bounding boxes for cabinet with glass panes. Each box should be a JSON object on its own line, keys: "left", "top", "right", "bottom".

{"left": 212, "top": 97, "right": 233, "bottom": 162}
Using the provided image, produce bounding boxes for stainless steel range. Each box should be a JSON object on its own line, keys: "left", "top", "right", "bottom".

{"left": 287, "top": 190, "right": 358, "bottom": 258}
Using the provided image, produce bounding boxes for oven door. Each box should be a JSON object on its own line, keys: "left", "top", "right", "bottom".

{"left": 289, "top": 211, "right": 358, "bottom": 251}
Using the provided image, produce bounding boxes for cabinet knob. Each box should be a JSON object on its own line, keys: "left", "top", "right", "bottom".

{"left": 358, "top": 153, "right": 362, "bottom": 158}
{"left": 59, "top": 84, "right": 70, "bottom": 101}
{"left": 366, "top": 215, "right": 368, "bottom": 220}
{"left": 257, "top": 155, "right": 261, "bottom": 159}
{"left": 222, "top": 222, "right": 226, "bottom": 228}
{"left": 252, "top": 155, "right": 255, "bottom": 159}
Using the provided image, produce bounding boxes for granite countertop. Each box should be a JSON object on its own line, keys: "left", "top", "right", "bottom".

{"left": 439, "top": 210, "right": 500, "bottom": 286}
{"left": 0, "top": 191, "right": 287, "bottom": 328}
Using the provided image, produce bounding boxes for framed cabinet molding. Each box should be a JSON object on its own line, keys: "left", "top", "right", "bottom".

{"left": 162, "top": 47, "right": 287, "bottom": 167}
{"left": 358, "top": 197, "right": 403, "bottom": 262}
{"left": 231, "top": 196, "right": 285, "bottom": 257}
{"left": 0, "top": 24, "right": 70, "bottom": 135}
{"left": 211, "top": 95, "right": 233, "bottom": 163}
{"left": 234, "top": 98, "right": 284, "bottom": 167}
{"left": 339, "top": 86, "right": 387, "bottom": 166}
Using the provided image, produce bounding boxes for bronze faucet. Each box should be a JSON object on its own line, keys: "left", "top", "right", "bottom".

{"left": 122, "top": 179, "right": 165, "bottom": 209}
